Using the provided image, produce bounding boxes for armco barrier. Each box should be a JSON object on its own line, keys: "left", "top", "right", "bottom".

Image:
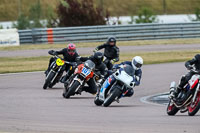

{"left": 18, "top": 22, "right": 200, "bottom": 44}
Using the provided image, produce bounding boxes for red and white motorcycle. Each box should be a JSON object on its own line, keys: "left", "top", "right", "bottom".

{"left": 167, "top": 70, "right": 200, "bottom": 116}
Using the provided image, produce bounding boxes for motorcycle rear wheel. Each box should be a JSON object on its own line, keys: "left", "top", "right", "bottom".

{"left": 94, "top": 96, "right": 103, "bottom": 106}
{"left": 103, "top": 88, "right": 121, "bottom": 107}
{"left": 188, "top": 93, "right": 200, "bottom": 116}
{"left": 167, "top": 100, "right": 179, "bottom": 116}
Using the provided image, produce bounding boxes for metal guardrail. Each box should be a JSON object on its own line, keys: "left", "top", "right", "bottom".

{"left": 18, "top": 22, "right": 200, "bottom": 44}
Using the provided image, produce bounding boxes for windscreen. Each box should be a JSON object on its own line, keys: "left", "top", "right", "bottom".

{"left": 123, "top": 65, "right": 135, "bottom": 76}
{"left": 84, "top": 60, "right": 95, "bottom": 70}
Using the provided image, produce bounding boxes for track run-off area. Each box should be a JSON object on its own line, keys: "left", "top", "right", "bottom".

{"left": 0, "top": 62, "right": 199, "bottom": 133}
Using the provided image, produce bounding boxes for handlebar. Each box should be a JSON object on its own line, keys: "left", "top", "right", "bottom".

{"left": 54, "top": 55, "right": 77, "bottom": 66}
{"left": 191, "top": 69, "right": 200, "bottom": 74}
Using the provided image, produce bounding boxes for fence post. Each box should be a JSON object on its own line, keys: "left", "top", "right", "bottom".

{"left": 32, "top": 28, "right": 37, "bottom": 44}
{"left": 47, "top": 28, "right": 54, "bottom": 44}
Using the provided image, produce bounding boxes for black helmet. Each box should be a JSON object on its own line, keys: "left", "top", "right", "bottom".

{"left": 93, "top": 52, "right": 103, "bottom": 64}
{"left": 107, "top": 36, "right": 116, "bottom": 45}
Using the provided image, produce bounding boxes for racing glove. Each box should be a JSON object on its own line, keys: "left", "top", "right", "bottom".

{"left": 111, "top": 58, "right": 118, "bottom": 64}
{"left": 187, "top": 65, "right": 193, "bottom": 70}
{"left": 48, "top": 50, "right": 57, "bottom": 55}
{"left": 93, "top": 48, "right": 99, "bottom": 53}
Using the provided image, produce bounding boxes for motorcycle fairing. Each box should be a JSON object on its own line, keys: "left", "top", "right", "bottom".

{"left": 189, "top": 75, "right": 200, "bottom": 89}
{"left": 99, "top": 76, "right": 115, "bottom": 101}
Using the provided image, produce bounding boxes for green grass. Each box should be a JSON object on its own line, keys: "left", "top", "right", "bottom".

{"left": 1, "top": 50, "right": 199, "bottom": 74}
{"left": 1, "top": 38, "right": 200, "bottom": 51}
{"left": 120, "top": 50, "right": 200, "bottom": 64}
{"left": 0, "top": 56, "right": 50, "bottom": 73}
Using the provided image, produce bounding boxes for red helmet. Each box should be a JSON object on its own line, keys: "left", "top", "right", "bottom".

{"left": 67, "top": 43, "right": 76, "bottom": 56}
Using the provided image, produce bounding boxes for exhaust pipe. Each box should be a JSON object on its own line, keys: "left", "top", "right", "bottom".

{"left": 169, "top": 81, "right": 176, "bottom": 99}
{"left": 170, "top": 81, "right": 176, "bottom": 89}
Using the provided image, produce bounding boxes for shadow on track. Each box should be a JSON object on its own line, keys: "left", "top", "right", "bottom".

{"left": 44, "top": 87, "right": 63, "bottom": 90}
{"left": 102, "top": 104, "right": 141, "bottom": 108}
{"left": 65, "top": 97, "right": 95, "bottom": 100}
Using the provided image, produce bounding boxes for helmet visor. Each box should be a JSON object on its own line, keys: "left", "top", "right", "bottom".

{"left": 68, "top": 49, "right": 75, "bottom": 53}
{"left": 133, "top": 60, "right": 142, "bottom": 68}
{"left": 109, "top": 42, "right": 115, "bottom": 45}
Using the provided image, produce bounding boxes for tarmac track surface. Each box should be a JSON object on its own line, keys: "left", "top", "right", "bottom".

{"left": 0, "top": 62, "right": 199, "bottom": 133}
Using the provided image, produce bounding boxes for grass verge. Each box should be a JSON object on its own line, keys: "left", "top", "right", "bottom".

{"left": 0, "top": 38, "right": 200, "bottom": 51}
{"left": 1, "top": 50, "right": 200, "bottom": 74}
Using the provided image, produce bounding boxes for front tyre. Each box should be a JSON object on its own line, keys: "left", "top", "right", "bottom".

{"left": 166, "top": 100, "right": 179, "bottom": 116}
{"left": 103, "top": 88, "right": 121, "bottom": 107}
{"left": 63, "top": 80, "right": 80, "bottom": 99}
{"left": 49, "top": 72, "right": 63, "bottom": 88}
{"left": 188, "top": 93, "right": 200, "bottom": 116}
{"left": 43, "top": 71, "right": 55, "bottom": 89}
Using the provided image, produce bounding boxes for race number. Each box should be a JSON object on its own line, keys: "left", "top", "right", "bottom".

{"left": 56, "top": 58, "right": 64, "bottom": 66}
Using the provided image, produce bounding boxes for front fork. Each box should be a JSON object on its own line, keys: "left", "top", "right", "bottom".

{"left": 99, "top": 75, "right": 116, "bottom": 101}
{"left": 68, "top": 75, "right": 84, "bottom": 93}
{"left": 51, "top": 66, "right": 63, "bottom": 83}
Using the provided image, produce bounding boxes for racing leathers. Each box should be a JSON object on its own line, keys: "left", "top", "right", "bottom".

{"left": 178, "top": 54, "right": 200, "bottom": 92}
{"left": 78, "top": 55, "right": 107, "bottom": 94}
{"left": 110, "top": 61, "right": 142, "bottom": 97}
{"left": 95, "top": 43, "right": 119, "bottom": 70}
{"left": 46, "top": 48, "right": 79, "bottom": 81}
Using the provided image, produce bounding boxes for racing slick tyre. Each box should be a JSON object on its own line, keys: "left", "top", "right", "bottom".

{"left": 167, "top": 100, "right": 179, "bottom": 116}
{"left": 103, "top": 88, "right": 121, "bottom": 107}
{"left": 63, "top": 80, "right": 80, "bottom": 99}
{"left": 43, "top": 71, "right": 55, "bottom": 89}
{"left": 188, "top": 94, "right": 200, "bottom": 116}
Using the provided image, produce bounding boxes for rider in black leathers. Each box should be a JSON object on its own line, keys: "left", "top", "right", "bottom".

{"left": 78, "top": 52, "right": 107, "bottom": 94}
{"left": 170, "top": 54, "right": 200, "bottom": 99}
{"left": 94, "top": 36, "right": 119, "bottom": 70}
{"left": 45, "top": 43, "right": 79, "bottom": 82}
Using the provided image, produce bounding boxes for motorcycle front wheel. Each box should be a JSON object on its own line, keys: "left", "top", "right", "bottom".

{"left": 166, "top": 100, "right": 179, "bottom": 116}
{"left": 103, "top": 88, "right": 121, "bottom": 107}
{"left": 63, "top": 80, "right": 80, "bottom": 99}
{"left": 43, "top": 71, "right": 55, "bottom": 89}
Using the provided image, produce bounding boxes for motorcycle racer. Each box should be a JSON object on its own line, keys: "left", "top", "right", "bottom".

{"left": 94, "top": 36, "right": 119, "bottom": 70}
{"left": 170, "top": 54, "right": 200, "bottom": 100}
{"left": 45, "top": 43, "right": 79, "bottom": 82}
{"left": 102, "top": 56, "right": 143, "bottom": 98}
{"left": 78, "top": 52, "right": 107, "bottom": 94}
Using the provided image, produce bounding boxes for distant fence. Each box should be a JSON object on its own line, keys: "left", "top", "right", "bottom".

{"left": 18, "top": 22, "right": 200, "bottom": 44}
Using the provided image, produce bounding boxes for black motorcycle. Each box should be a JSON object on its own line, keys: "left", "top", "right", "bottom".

{"left": 43, "top": 55, "right": 76, "bottom": 89}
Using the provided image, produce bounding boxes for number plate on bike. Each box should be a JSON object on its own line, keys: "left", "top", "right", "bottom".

{"left": 81, "top": 67, "right": 91, "bottom": 76}
{"left": 56, "top": 58, "right": 64, "bottom": 66}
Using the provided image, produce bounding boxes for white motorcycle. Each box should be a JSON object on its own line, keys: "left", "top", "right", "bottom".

{"left": 94, "top": 65, "right": 135, "bottom": 107}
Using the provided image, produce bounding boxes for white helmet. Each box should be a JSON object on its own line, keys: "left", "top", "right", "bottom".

{"left": 132, "top": 56, "right": 143, "bottom": 70}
